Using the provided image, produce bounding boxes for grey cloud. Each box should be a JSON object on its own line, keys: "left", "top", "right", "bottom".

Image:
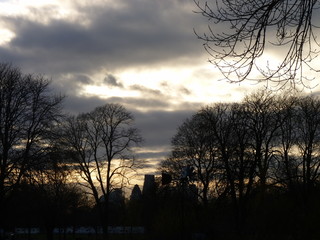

{"left": 104, "top": 74, "right": 123, "bottom": 87}
{"left": 109, "top": 96, "right": 171, "bottom": 111}
{"left": 130, "top": 84, "right": 163, "bottom": 96}
{"left": 61, "top": 93, "right": 197, "bottom": 162}
{"left": 62, "top": 94, "right": 197, "bottom": 147}
{"left": 49, "top": 74, "right": 93, "bottom": 98}
{"left": 0, "top": 0, "right": 205, "bottom": 75}
{"left": 63, "top": 94, "right": 180, "bottom": 116}
{"left": 62, "top": 95, "right": 108, "bottom": 115}
{"left": 76, "top": 74, "right": 93, "bottom": 84}
{"left": 133, "top": 109, "right": 195, "bottom": 148}
{"left": 180, "top": 86, "right": 192, "bottom": 95}
{"left": 139, "top": 161, "right": 161, "bottom": 170}
{"left": 137, "top": 151, "right": 171, "bottom": 161}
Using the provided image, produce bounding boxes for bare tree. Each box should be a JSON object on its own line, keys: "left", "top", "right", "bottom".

{"left": 242, "top": 90, "right": 285, "bottom": 191}
{"left": 63, "top": 103, "right": 143, "bottom": 236}
{"left": 163, "top": 102, "right": 258, "bottom": 232}
{"left": 272, "top": 95, "right": 300, "bottom": 190}
{"left": 295, "top": 96, "right": 320, "bottom": 196}
{"left": 194, "top": 0, "right": 320, "bottom": 88}
{"left": 0, "top": 63, "right": 64, "bottom": 229}
{"left": 200, "top": 103, "right": 258, "bottom": 233}
{"left": 163, "top": 111, "right": 219, "bottom": 205}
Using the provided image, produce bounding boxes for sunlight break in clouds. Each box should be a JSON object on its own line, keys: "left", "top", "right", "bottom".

{"left": 0, "top": 0, "right": 73, "bottom": 19}
{"left": 81, "top": 65, "right": 256, "bottom": 113}
{"left": 0, "top": 28, "right": 14, "bottom": 45}
{"left": 0, "top": 0, "right": 75, "bottom": 45}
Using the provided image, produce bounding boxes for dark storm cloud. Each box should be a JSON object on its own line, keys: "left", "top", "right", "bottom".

{"left": 0, "top": 0, "right": 204, "bottom": 75}
{"left": 133, "top": 109, "right": 195, "bottom": 148}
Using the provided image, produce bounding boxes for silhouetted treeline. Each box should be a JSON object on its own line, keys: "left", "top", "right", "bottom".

{"left": 2, "top": 62, "right": 320, "bottom": 240}
{"left": 160, "top": 90, "right": 320, "bottom": 239}
{"left": 0, "top": 63, "right": 142, "bottom": 240}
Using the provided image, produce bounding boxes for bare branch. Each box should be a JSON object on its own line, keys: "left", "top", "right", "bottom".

{"left": 194, "top": 0, "right": 320, "bottom": 88}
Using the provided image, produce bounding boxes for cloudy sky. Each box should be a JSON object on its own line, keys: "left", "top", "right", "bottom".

{"left": 0, "top": 0, "right": 292, "bottom": 180}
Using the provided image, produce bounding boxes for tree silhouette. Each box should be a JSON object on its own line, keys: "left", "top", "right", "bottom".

{"left": 62, "top": 103, "right": 143, "bottom": 238}
{"left": 163, "top": 90, "right": 320, "bottom": 238}
{"left": 163, "top": 112, "right": 218, "bottom": 205}
{"left": 194, "top": 0, "right": 320, "bottom": 88}
{"left": 0, "top": 63, "right": 64, "bottom": 235}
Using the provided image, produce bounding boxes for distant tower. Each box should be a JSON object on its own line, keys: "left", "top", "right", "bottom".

{"left": 142, "top": 174, "right": 155, "bottom": 197}
{"left": 130, "top": 184, "right": 142, "bottom": 201}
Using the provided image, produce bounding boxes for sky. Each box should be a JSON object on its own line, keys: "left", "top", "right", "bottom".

{"left": 1, "top": 0, "right": 315, "bottom": 185}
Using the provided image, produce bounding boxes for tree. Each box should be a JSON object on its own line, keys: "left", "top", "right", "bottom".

{"left": 272, "top": 95, "right": 299, "bottom": 191}
{"left": 0, "top": 63, "right": 64, "bottom": 231}
{"left": 200, "top": 103, "right": 258, "bottom": 235}
{"left": 163, "top": 111, "right": 219, "bottom": 205}
{"left": 295, "top": 96, "right": 320, "bottom": 197}
{"left": 29, "top": 159, "right": 85, "bottom": 240}
{"left": 163, "top": 102, "right": 258, "bottom": 235}
{"left": 242, "top": 90, "right": 285, "bottom": 192}
{"left": 62, "top": 103, "right": 143, "bottom": 236}
{"left": 194, "top": 0, "right": 320, "bottom": 88}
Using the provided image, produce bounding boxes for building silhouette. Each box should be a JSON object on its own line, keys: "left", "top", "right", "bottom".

{"left": 130, "top": 184, "right": 142, "bottom": 201}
